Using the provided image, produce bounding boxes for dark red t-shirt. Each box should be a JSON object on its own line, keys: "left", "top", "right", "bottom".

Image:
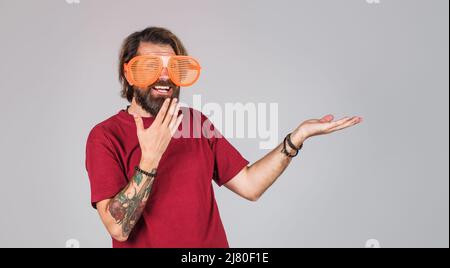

{"left": 85, "top": 107, "right": 248, "bottom": 248}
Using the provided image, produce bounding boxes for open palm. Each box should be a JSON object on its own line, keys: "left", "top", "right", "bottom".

{"left": 292, "top": 114, "right": 363, "bottom": 146}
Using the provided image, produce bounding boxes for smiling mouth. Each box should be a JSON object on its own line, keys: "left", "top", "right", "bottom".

{"left": 151, "top": 85, "right": 173, "bottom": 95}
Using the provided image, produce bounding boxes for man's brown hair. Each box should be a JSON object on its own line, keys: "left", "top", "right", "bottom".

{"left": 118, "top": 27, "right": 188, "bottom": 102}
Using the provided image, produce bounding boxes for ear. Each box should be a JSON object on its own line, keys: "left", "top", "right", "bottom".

{"left": 123, "top": 63, "right": 134, "bottom": 86}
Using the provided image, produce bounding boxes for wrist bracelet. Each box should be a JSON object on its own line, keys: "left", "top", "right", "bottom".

{"left": 286, "top": 133, "right": 303, "bottom": 151}
{"left": 135, "top": 166, "right": 157, "bottom": 177}
{"left": 281, "top": 133, "right": 303, "bottom": 158}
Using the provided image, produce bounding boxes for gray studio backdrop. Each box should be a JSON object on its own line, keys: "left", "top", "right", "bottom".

{"left": 0, "top": 0, "right": 448, "bottom": 248}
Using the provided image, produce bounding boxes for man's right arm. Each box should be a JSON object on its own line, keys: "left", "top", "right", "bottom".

{"left": 95, "top": 98, "right": 183, "bottom": 242}
{"left": 96, "top": 158, "right": 158, "bottom": 242}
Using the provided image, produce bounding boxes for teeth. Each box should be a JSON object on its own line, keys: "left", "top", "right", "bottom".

{"left": 154, "top": 86, "right": 170, "bottom": 90}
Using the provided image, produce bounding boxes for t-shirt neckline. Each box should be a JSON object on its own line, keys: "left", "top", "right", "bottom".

{"left": 117, "top": 106, "right": 156, "bottom": 125}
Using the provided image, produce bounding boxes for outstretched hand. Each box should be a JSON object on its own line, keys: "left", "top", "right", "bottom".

{"left": 291, "top": 114, "right": 363, "bottom": 147}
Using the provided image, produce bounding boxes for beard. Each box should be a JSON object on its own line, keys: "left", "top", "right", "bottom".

{"left": 134, "top": 80, "right": 180, "bottom": 116}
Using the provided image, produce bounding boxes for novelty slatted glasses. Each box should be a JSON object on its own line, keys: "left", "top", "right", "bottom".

{"left": 124, "top": 55, "right": 201, "bottom": 88}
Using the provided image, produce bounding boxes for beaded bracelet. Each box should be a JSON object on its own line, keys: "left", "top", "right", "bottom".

{"left": 134, "top": 166, "right": 157, "bottom": 177}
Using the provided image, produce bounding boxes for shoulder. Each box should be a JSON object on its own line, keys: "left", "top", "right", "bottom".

{"left": 87, "top": 114, "right": 120, "bottom": 144}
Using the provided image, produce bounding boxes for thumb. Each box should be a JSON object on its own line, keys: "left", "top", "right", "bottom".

{"left": 320, "top": 114, "right": 334, "bottom": 123}
{"left": 132, "top": 113, "right": 144, "bottom": 132}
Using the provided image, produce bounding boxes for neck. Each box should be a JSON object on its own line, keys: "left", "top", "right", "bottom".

{"left": 127, "top": 98, "right": 153, "bottom": 118}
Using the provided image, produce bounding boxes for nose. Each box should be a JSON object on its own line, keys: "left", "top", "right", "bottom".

{"left": 159, "top": 67, "right": 169, "bottom": 80}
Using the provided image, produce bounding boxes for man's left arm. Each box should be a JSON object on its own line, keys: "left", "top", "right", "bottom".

{"left": 225, "top": 114, "right": 362, "bottom": 201}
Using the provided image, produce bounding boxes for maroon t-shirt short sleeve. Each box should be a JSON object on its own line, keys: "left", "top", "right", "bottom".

{"left": 85, "top": 126, "right": 128, "bottom": 208}
{"left": 199, "top": 114, "right": 248, "bottom": 186}
{"left": 85, "top": 107, "right": 249, "bottom": 248}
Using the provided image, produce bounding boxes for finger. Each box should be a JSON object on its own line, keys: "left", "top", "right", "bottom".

{"left": 328, "top": 117, "right": 360, "bottom": 132}
{"left": 328, "top": 117, "right": 362, "bottom": 132}
{"left": 168, "top": 103, "right": 181, "bottom": 129}
{"left": 326, "top": 116, "right": 353, "bottom": 129}
{"left": 163, "top": 98, "right": 178, "bottom": 126}
{"left": 132, "top": 114, "right": 144, "bottom": 133}
{"left": 319, "top": 114, "right": 334, "bottom": 123}
{"left": 154, "top": 98, "right": 171, "bottom": 125}
{"left": 170, "top": 114, "right": 184, "bottom": 136}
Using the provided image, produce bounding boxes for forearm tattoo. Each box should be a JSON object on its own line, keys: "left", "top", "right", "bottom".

{"left": 107, "top": 170, "right": 156, "bottom": 237}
